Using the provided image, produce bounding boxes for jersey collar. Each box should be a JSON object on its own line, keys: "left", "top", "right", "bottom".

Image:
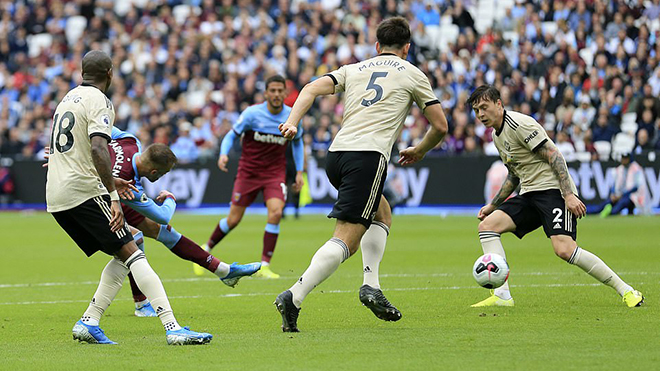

{"left": 495, "top": 110, "right": 507, "bottom": 137}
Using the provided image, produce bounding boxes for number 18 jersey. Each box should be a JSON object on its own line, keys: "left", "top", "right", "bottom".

{"left": 46, "top": 85, "right": 115, "bottom": 212}
{"left": 326, "top": 53, "right": 439, "bottom": 161}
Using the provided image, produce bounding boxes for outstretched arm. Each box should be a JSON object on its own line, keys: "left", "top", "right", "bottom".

{"left": 535, "top": 141, "right": 586, "bottom": 217}
{"left": 280, "top": 76, "right": 336, "bottom": 139}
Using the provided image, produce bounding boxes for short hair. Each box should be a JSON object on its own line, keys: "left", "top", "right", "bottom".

{"left": 143, "top": 143, "right": 177, "bottom": 170}
{"left": 376, "top": 17, "right": 411, "bottom": 49}
{"left": 82, "top": 50, "right": 112, "bottom": 82}
{"left": 466, "top": 85, "right": 501, "bottom": 108}
{"left": 265, "top": 75, "right": 286, "bottom": 90}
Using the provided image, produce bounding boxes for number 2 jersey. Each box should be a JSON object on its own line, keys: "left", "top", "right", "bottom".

{"left": 325, "top": 53, "right": 439, "bottom": 162}
{"left": 46, "top": 84, "right": 115, "bottom": 213}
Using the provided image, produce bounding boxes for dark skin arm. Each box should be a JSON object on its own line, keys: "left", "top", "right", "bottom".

{"left": 535, "top": 140, "right": 586, "bottom": 218}
{"left": 91, "top": 135, "right": 125, "bottom": 231}
{"left": 477, "top": 167, "right": 520, "bottom": 220}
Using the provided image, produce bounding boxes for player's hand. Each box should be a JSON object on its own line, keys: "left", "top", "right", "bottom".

{"left": 278, "top": 122, "right": 297, "bottom": 140}
{"left": 293, "top": 171, "right": 304, "bottom": 193}
{"left": 565, "top": 193, "right": 586, "bottom": 218}
{"left": 109, "top": 200, "right": 125, "bottom": 233}
{"left": 218, "top": 155, "right": 229, "bottom": 172}
{"left": 114, "top": 178, "right": 138, "bottom": 200}
{"left": 478, "top": 204, "right": 496, "bottom": 221}
{"left": 42, "top": 146, "right": 50, "bottom": 168}
{"left": 156, "top": 190, "right": 176, "bottom": 203}
{"left": 398, "top": 146, "right": 424, "bottom": 166}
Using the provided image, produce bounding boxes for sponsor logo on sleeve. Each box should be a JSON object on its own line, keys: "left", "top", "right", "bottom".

{"left": 524, "top": 130, "right": 539, "bottom": 143}
{"left": 101, "top": 114, "right": 110, "bottom": 127}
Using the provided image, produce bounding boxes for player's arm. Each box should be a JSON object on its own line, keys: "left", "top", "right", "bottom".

{"left": 122, "top": 189, "right": 177, "bottom": 225}
{"left": 292, "top": 134, "right": 305, "bottom": 192}
{"left": 280, "top": 76, "right": 336, "bottom": 139}
{"left": 478, "top": 166, "right": 519, "bottom": 220}
{"left": 490, "top": 168, "right": 520, "bottom": 207}
{"left": 217, "top": 130, "right": 238, "bottom": 172}
{"left": 535, "top": 140, "right": 586, "bottom": 217}
{"left": 399, "top": 104, "right": 448, "bottom": 166}
{"left": 91, "top": 135, "right": 124, "bottom": 231}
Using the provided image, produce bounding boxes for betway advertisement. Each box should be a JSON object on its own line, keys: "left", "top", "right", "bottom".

{"left": 7, "top": 157, "right": 660, "bottom": 209}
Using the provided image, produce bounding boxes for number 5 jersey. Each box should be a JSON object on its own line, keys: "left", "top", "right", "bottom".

{"left": 324, "top": 53, "right": 439, "bottom": 162}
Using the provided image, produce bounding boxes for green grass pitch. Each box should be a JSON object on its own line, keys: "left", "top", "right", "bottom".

{"left": 0, "top": 212, "right": 658, "bottom": 370}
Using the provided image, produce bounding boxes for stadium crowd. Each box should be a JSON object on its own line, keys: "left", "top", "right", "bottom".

{"left": 0, "top": 0, "right": 660, "bottom": 163}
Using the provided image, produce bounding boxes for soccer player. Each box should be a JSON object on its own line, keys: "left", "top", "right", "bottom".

{"left": 467, "top": 85, "right": 644, "bottom": 308}
{"left": 107, "top": 127, "right": 262, "bottom": 316}
{"left": 197, "top": 75, "right": 304, "bottom": 279}
{"left": 46, "top": 50, "right": 211, "bottom": 345}
{"left": 275, "top": 17, "right": 448, "bottom": 332}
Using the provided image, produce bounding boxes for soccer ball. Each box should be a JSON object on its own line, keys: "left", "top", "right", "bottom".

{"left": 472, "top": 253, "right": 509, "bottom": 289}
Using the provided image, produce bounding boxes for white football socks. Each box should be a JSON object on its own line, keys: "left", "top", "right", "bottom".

{"left": 81, "top": 257, "right": 128, "bottom": 326}
{"left": 361, "top": 221, "right": 389, "bottom": 289}
{"left": 289, "top": 238, "right": 350, "bottom": 308}
{"left": 125, "top": 250, "right": 181, "bottom": 331}
{"left": 214, "top": 262, "right": 231, "bottom": 278}
{"left": 478, "top": 231, "right": 512, "bottom": 300}
{"left": 568, "top": 247, "right": 633, "bottom": 296}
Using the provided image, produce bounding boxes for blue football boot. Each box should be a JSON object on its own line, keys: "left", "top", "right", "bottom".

{"left": 221, "top": 262, "right": 262, "bottom": 288}
{"left": 134, "top": 302, "right": 158, "bottom": 317}
{"left": 72, "top": 320, "right": 117, "bottom": 344}
{"left": 166, "top": 326, "right": 213, "bottom": 345}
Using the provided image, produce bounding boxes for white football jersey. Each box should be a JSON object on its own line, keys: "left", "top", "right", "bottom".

{"left": 46, "top": 85, "right": 115, "bottom": 212}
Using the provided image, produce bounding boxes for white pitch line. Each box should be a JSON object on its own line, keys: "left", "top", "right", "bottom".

{"left": 0, "top": 282, "right": 632, "bottom": 306}
{"left": 0, "top": 271, "right": 656, "bottom": 290}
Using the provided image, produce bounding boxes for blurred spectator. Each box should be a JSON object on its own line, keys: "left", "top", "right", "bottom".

{"left": 586, "top": 153, "right": 651, "bottom": 216}
{"left": 0, "top": 0, "right": 656, "bottom": 163}
{"left": 555, "top": 131, "right": 576, "bottom": 162}
{"left": 170, "top": 121, "right": 199, "bottom": 164}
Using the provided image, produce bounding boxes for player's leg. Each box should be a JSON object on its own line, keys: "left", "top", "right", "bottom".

{"left": 472, "top": 195, "right": 540, "bottom": 307}
{"left": 551, "top": 233, "right": 643, "bottom": 307}
{"left": 609, "top": 194, "right": 634, "bottom": 215}
{"left": 474, "top": 210, "right": 517, "bottom": 303}
{"left": 586, "top": 199, "right": 611, "bottom": 214}
{"left": 535, "top": 190, "right": 643, "bottom": 307}
{"left": 134, "top": 217, "right": 259, "bottom": 287}
{"left": 124, "top": 229, "right": 158, "bottom": 317}
{"left": 256, "top": 187, "right": 287, "bottom": 279}
{"left": 275, "top": 220, "right": 365, "bottom": 331}
{"left": 193, "top": 201, "right": 250, "bottom": 276}
{"left": 51, "top": 198, "right": 134, "bottom": 344}
{"left": 275, "top": 151, "right": 387, "bottom": 332}
{"left": 359, "top": 195, "right": 401, "bottom": 321}
{"left": 204, "top": 203, "right": 247, "bottom": 249}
